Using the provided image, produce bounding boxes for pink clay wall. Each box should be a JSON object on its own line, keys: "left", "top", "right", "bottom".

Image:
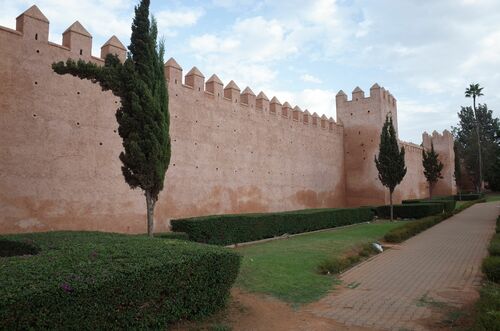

{"left": 0, "top": 6, "right": 456, "bottom": 234}
{"left": 0, "top": 7, "right": 345, "bottom": 234}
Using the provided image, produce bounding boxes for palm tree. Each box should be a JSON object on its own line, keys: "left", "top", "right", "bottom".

{"left": 465, "top": 83, "right": 484, "bottom": 193}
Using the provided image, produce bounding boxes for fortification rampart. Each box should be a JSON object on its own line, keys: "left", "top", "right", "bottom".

{"left": 0, "top": 6, "right": 345, "bottom": 234}
{"left": 0, "top": 6, "right": 457, "bottom": 234}
{"left": 422, "top": 130, "right": 457, "bottom": 196}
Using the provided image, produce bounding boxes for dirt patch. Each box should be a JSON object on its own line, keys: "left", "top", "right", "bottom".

{"left": 416, "top": 288, "right": 479, "bottom": 330}
{"left": 170, "top": 288, "right": 374, "bottom": 331}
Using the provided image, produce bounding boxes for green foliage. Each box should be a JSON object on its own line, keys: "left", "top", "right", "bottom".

{"left": 453, "top": 103, "right": 500, "bottom": 190}
{"left": 384, "top": 214, "right": 445, "bottom": 243}
{"left": 455, "top": 193, "right": 485, "bottom": 201}
{"left": 0, "top": 239, "right": 39, "bottom": 257}
{"left": 375, "top": 116, "right": 407, "bottom": 194}
{"left": 52, "top": 0, "right": 171, "bottom": 235}
{"left": 171, "top": 208, "right": 375, "bottom": 246}
{"left": 376, "top": 203, "right": 444, "bottom": 219}
{"left": 402, "top": 199, "right": 456, "bottom": 213}
{"left": 488, "top": 233, "right": 500, "bottom": 256}
{"left": 0, "top": 232, "right": 240, "bottom": 329}
{"left": 317, "top": 257, "right": 353, "bottom": 275}
{"left": 317, "top": 243, "right": 378, "bottom": 275}
{"left": 482, "top": 256, "right": 500, "bottom": 283}
{"left": 155, "top": 232, "right": 190, "bottom": 240}
{"left": 422, "top": 143, "right": 444, "bottom": 196}
{"left": 472, "top": 282, "right": 500, "bottom": 331}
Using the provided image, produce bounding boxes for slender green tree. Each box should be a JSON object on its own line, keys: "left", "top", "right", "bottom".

{"left": 465, "top": 83, "right": 484, "bottom": 192}
{"left": 52, "top": 0, "right": 170, "bottom": 237}
{"left": 454, "top": 141, "right": 463, "bottom": 200}
{"left": 422, "top": 142, "right": 444, "bottom": 198}
{"left": 375, "top": 115, "right": 407, "bottom": 221}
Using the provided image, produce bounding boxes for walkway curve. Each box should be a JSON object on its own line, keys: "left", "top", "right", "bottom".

{"left": 308, "top": 201, "right": 499, "bottom": 331}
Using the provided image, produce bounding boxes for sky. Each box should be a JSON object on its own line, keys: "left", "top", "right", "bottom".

{"left": 1, "top": 0, "right": 499, "bottom": 143}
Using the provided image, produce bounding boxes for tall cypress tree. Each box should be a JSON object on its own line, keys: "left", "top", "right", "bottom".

{"left": 52, "top": 0, "right": 170, "bottom": 236}
{"left": 422, "top": 142, "right": 444, "bottom": 198}
{"left": 375, "top": 115, "right": 407, "bottom": 221}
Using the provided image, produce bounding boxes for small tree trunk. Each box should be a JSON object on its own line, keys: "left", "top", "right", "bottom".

{"left": 389, "top": 190, "right": 394, "bottom": 222}
{"left": 429, "top": 183, "right": 433, "bottom": 199}
{"left": 145, "top": 191, "right": 155, "bottom": 237}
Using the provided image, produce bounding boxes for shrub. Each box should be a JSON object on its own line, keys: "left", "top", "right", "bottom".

{"left": 402, "top": 199, "right": 456, "bottom": 213}
{"left": 376, "top": 202, "right": 444, "bottom": 219}
{"left": 0, "top": 232, "right": 241, "bottom": 329}
{"left": 489, "top": 234, "right": 500, "bottom": 256}
{"left": 172, "top": 208, "right": 374, "bottom": 246}
{"left": 473, "top": 282, "right": 500, "bottom": 331}
{"left": 317, "top": 257, "right": 351, "bottom": 274}
{"left": 482, "top": 256, "right": 500, "bottom": 283}
{"left": 497, "top": 216, "right": 500, "bottom": 233}
{"left": 0, "top": 239, "right": 39, "bottom": 257}
{"left": 384, "top": 214, "right": 445, "bottom": 243}
{"left": 155, "top": 232, "right": 190, "bottom": 241}
{"left": 454, "top": 193, "right": 484, "bottom": 201}
{"left": 318, "top": 243, "right": 378, "bottom": 275}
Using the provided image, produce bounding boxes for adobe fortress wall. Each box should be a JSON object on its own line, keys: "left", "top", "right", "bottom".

{"left": 0, "top": 6, "right": 345, "bottom": 234}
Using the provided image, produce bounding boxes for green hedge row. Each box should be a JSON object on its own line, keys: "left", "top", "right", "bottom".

{"left": 155, "top": 232, "right": 190, "bottom": 241}
{"left": 384, "top": 214, "right": 446, "bottom": 243}
{"left": 474, "top": 216, "right": 500, "bottom": 330}
{"left": 376, "top": 202, "right": 444, "bottom": 219}
{"left": 0, "top": 232, "right": 241, "bottom": 329}
{"left": 171, "top": 208, "right": 374, "bottom": 245}
{"left": 454, "top": 193, "right": 484, "bottom": 201}
{"left": 483, "top": 216, "right": 500, "bottom": 283}
{"left": 402, "top": 199, "right": 456, "bottom": 213}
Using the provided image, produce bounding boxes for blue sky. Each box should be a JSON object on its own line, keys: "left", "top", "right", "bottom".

{"left": 1, "top": 0, "right": 499, "bottom": 143}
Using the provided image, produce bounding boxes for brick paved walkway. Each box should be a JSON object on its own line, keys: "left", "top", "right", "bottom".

{"left": 309, "top": 202, "right": 499, "bottom": 331}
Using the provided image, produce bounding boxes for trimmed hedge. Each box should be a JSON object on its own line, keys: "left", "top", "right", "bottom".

{"left": 454, "top": 193, "right": 484, "bottom": 201}
{"left": 376, "top": 202, "right": 444, "bottom": 219}
{"left": 0, "top": 232, "right": 241, "bottom": 329}
{"left": 384, "top": 214, "right": 446, "bottom": 243}
{"left": 155, "top": 232, "right": 190, "bottom": 241}
{"left": 483, "top": 256, "right": 500, "bottom": 283}
{"left": 171, "top": 208, "right": 374, "bottom": 245}
{"left": 489, "top": 233, "right": 500, "bottom": 256}
{"left": 402, "top": 199, "right": 456, "bottom": 213}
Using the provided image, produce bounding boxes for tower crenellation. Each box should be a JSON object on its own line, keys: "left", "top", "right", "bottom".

{"left": 185, "top": 66, "right": 205, "bottom": 93}
{"left": 241, "top": 87, "right": 256, "bottom": 108}
{"left": 62, "top": 21, "right": 92, "bottom": 59}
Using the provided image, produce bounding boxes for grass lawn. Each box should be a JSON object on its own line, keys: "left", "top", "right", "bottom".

{"left": 456, "top": 201, "right": 469, "bottom": 209}
{"left": 235, "top": 221, "right": 404, "bottom": 305}
{"left": 486, "top": 193, "right": 500, "bottom": 202}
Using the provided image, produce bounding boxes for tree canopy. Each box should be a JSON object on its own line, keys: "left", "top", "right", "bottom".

{"left": 52, "top": 0, "right": 170, "bottom": 236}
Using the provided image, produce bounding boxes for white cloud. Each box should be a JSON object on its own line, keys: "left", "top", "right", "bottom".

{"left": 301, "top": 74, "right": 322, "bottom": 84}
{"left": 156, "top": 8, "right": 204, "bottom": 36}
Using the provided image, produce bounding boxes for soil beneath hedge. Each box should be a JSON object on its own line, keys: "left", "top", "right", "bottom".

{"left": 171, "top": 288, "right": 373, "bottom": 331}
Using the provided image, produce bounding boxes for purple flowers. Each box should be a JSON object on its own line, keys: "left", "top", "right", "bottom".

{"left": 60, "top": 282, "right": 74, "bottom": 293}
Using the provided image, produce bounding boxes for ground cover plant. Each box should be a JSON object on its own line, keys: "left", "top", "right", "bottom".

{"left": 472, "top": 216, "right": 500, "bottom": 330}
{"left": 0, "top": 232, "right": 240, "bottom": 329}
{"left": 234, "top": 221, "right": 403, "bottom": 304}
{"left": 172, "top": 207, "right": 374, "bottom": 245}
